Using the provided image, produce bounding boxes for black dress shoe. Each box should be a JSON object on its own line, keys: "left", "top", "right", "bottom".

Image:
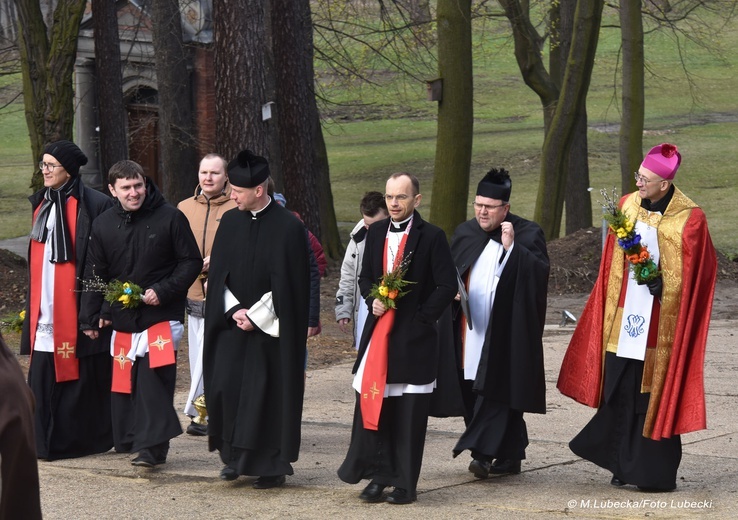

{"left": 468, "top": 459, "right": 491, "bottom": 479}
{"left": 186, "top": 421, "right": 208, "bottom": 436}
{"left": 131, "top": 449, "right": 164, "bottom": 467}
{"left": 220, "top": 465, "right": 238, "bottom": 481}
{"left": 610, "top": 476, "right": 627, "bottom": 487}
{"left": 489, "top": 459, "right": 521, "bottom": 475}
{"left": 252, "top": 475, "right": 286, "bottom": 489}
{"left": 385, "top": 487, "right": 415, "bottom": 505}
{"left": 358, "top": 481, "right": 386, "bottom": 502}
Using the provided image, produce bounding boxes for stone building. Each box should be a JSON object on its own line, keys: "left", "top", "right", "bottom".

{"left": 75, "top": 0, "right": 215, "bottom": 189}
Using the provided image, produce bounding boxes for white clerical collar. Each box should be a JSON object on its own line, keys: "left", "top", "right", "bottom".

{"left": 390, "top": 215, "right": 413, "bottom": 229}
{"left": 250, "top": 196, "right": 272, "bottom": 216}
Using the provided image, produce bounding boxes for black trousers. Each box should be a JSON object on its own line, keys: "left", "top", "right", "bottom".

{"left": 338, "top": 392, "right": 431, "bottom": 499}
{"left": 569, "top": 352, "right": 681, "bottom": 490}
{"left": 112, "top": 353, "right": 181, "bottom": 454}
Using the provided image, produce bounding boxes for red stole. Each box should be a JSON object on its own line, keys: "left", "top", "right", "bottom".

{"left": 111, "top": 322, "right": 175, "bottom": 394}
{"left": 360, "top": 225, "right": 409, "bottom": 430}
{"left": 112, "top": 333, "right": 133, "bottom": 394}
{"left": 29, "top": 197, "right": 80, "bottom": 383}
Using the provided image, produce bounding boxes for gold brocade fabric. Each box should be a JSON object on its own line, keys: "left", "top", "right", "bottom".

{"left": 600, "top": 189, "right": 696, "bottom": 437}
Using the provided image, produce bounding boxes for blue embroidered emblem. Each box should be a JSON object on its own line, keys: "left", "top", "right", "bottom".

{"left": 624, "top": 314, "right": 646, "bottom": 338}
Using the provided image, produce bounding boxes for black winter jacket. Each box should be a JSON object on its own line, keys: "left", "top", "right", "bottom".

{"left": 79, "top": 178, "right": 202, "bottom": 333}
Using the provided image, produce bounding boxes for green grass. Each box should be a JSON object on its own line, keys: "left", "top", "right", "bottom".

{"left": 322, "top": 9, "right": 738, "bottom": 255}
{"left": 2, "top": 9, "right": 737, "bottom": 255}
{"left": 0, "top": 104, "right": 33, "bottom": 240}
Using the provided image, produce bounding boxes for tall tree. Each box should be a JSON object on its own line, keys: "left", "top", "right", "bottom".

{"left": 151, "top": 0, "right": 197, "bottom": 203}
{"left": 619, "top": 0, "right": 644, "bottom": 196}
{"left": 271, "top": 0, "right": 321, "bottom": 237}
{"left": 213, "top": 0, "right": 269, "bottom": 160}
{"left": 212, "top": 0, "right": 337, "bottom": 255}
{"left": 555, "top": 0, "right": 592, "bottom": 234}
{"left": 14, "top": 0, "right": 87, "bottom": 189}
{"left": 535, "top": 0, "right": 604, "bottom": 239}
{"left": 430, "top": 0, "right": 474, "bottom": 239}
{"left": 498, "top": 0, "right": 594, "bottom": 236}
{"left": 92, "top": 0, "right": 128, "bottom": 177}
{"left": 291, "top": 0, "right": 341, "bottom": 256}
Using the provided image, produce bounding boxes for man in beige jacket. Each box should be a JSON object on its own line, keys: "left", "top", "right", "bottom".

{"left": 177, "top": 154, "right": 237, "bottom": 435}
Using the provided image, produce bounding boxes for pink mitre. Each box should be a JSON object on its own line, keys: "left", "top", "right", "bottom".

{"left": 641, "top": 143, "right": 681, "bottom": 180}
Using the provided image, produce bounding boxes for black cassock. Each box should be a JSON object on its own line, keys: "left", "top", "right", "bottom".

{"left": 448, "top": 215, "right": 549, "bottom": 460}
{"left": 204, "top": 201, "right": 310, "bottom": 476}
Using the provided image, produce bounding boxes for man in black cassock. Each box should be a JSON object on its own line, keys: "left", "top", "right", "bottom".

{"left": 450, "top": 168, "right": 549, "bottom": 478}
{"left": 337, "top": 173, "right": 457, "bottom": 504}
{"left": 203, "top": 150, "right": 310, "bottom": 489}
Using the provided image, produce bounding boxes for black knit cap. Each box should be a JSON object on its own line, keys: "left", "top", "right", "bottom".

{"left": 476, "top": 168, "right": 512, "bottom": 202}
{"left": 227, "top": 149, "right": 270, "bottom": 188}
{"left": 44, "top": 140, "right": 88, "bottom": 177}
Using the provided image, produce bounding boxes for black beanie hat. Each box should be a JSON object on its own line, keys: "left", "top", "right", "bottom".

{"left": 477, "top": 168, "right": 512, "bottom": 201}
{"left": 44, "top": 140, "right": 88, "bottom": 177}
{"left": 227, "top": 149, "right": 270, "bottom": 188}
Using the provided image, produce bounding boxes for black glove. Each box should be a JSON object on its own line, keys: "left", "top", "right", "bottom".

{"left": 646, "top": 276, "right": 663, "bottom": 298}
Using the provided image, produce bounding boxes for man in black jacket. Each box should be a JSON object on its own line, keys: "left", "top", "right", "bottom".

{"left": 80, "top": 160, "right": 202, "bottom": 467}
{"left": 451, "top": 168, "right": 549, "bottom": 478}
{"left": 21, "top": 139, "right": 114, "bottom": 460}
{"left": 338, "top": 172, "right": 457, "bottom": 504}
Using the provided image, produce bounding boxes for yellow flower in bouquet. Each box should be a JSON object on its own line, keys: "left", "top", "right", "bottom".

{"left": 369, "top": 254, "right": 415, "bottom": 310}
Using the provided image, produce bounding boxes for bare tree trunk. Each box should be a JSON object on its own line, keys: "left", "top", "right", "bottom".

{"left": 213, "top": 0, "right": 269, "bottom": 160}
{"left": 262, "top": 0, "right": 283, "bottom": 190}
{"left": 151, "top": 0, "right": 198, "bottom": 203}
{"left": 92, "top": 0, "right": 128, "bottom": 177}
{"left": 1, "top": 0, "right": 18, "bottom": 41}
{"left": 620, "top": 0, "right": 644, "bottom": 195}
{"left": 557, "top": 0, "right": 592, "bottom": 234}
{"left": 312, "top": 113, "right": 343, "bottom": 259}
{"left": 498, "top": 0, "right": 559, "bottom": 135}
{"left": 430, "top": 0, "right": 473, "bottom": 239}
{"left": 397, "top": 0, "right": 432, "bottom": 24}
{"left": 296, "top": 0, "right": 341, "bottom": 257}
{"left": 15, "top": 0, "right": 86, "bottom": 190}
{"left": 271, "top": 0, "right": 321, "bottom": 238}
{"left": 535, "top": 0, "right": 603, "bottom": 240}
{"left": 45, "top": 0, "right": 87, "bottom": 143}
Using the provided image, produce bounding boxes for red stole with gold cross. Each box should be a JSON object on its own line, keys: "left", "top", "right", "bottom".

{"left": 360, "top": 222, "right": 410, "bottom": 430}
{"left": 28, "top": 197, "right": 80, "bottom": 383}
{"left": 111, "top": 322, "right": 175, "bottom": 394}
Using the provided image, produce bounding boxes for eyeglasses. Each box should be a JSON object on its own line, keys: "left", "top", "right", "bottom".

{"left": 472, "top": 202, "right": 507, "bottom": 212}
{"left": 634, "top": 172, "right": 663, "bottom": 185}
{"left": 39, "top": 162, "right": 64, "bottom": 172}
{"left": 385, "top": 194, "right": 412, "bottom": 202}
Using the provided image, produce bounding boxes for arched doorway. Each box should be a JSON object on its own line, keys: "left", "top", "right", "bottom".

{"left": 126, "top": 87, "right": 161, "bottom": 187}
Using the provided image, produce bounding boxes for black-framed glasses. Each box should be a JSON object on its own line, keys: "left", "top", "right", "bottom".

{"left": 634, "top": 172, "right": 662, "bottom": 184}
{"left": 472, "top": 201, "right": 507, "bottom": 212}
{"left": 39, "top": 162, "right": 63, "bottom": 172}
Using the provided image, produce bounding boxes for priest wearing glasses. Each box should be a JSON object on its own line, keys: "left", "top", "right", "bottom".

{"left": 338, "top": 172, "right": 456, "bottom": 504}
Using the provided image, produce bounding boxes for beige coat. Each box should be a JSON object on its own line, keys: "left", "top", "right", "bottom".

{"left": 177, "top": 184, "right": 237, "bottom": 302}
